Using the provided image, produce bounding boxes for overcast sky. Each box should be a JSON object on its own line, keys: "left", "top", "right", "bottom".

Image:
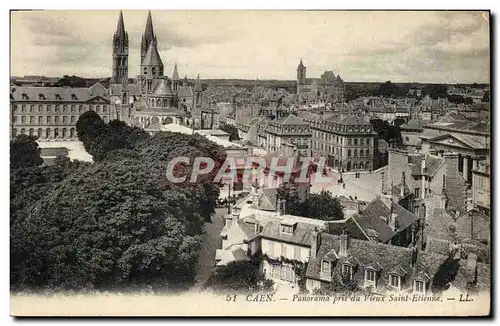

{"left": 11, "top": 10, "right": 490, "bottom": 83}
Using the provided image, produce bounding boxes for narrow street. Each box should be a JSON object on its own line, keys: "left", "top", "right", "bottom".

{"left": 192, "top": 207, "right": 226, "bottom": 290}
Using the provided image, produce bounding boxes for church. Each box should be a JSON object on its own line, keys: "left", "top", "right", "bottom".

{"left": 108, "top": 11, "right": 207, "bottom": 130}
{"left": 296, "top": 59, "right": 345, "bottom": 105}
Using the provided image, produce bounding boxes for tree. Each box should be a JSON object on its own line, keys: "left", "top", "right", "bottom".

{"left": 10, "top": 135, "right": 43, "bottom": 169}
{"left": 219, "top": 123, "right": 240, "bottom": 141}
{"left": 204, "top": 260, "right": 274, "bottom": 293}
{"left": 11, "top": 161, "right": 203, "bottom": 291}
{"left": 277, "top": 183, "right": 304, "bottom": 216}
{"left": 305, "top": 190, "right": 344, "bottom": 221}
{"left": 431, "top": 256, "right": 461, "bottom": 293}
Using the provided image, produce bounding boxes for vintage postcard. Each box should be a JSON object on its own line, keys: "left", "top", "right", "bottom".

{"left": 9, "top": 9, "right": 491, "bottom": 317}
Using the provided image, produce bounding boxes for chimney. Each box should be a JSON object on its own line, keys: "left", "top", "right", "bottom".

{"left": 310, "top": 228, "right": 321, "bottom": 259}
{"left": 252, "top": 191, "right": 260, "bottom": 209}
{"left": 400, "top": 172, "right": 406, "bottom": 198}
{"left": 339, "top": 231, "right": 350, "bottom": 257}
{"left": 421, "top": 157, "right": 426, "bottom": 200}
{"left": 410, "top": 245, "right": 418, "bottom": 268}
{"left": 254, "top": 222, "right": 261, "bottom": 234}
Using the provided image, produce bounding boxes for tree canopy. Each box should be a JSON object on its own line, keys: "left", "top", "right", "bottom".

{"left": 11, "top": 117, "right": 227, "bottom": 292}
{"left": 10, "top": 135, "right": 43, "bottom": 169}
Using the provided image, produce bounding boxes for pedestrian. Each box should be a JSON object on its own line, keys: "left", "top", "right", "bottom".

{"left": 343, "top": 183, "right": 346, "bottom": 189}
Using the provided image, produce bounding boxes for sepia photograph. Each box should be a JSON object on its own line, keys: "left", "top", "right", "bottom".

{"left": 8, "top": 8, "right": 492, "bottom": 317}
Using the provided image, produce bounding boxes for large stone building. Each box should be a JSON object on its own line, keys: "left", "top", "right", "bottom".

{"left": 296, "top": 59, "right": 345, "bottom": 104}
{"left": 10, "top": 83, "right": 110, "bottom": 140}
{"left": 301, "top": 112, "right": 376, "bottom": 171}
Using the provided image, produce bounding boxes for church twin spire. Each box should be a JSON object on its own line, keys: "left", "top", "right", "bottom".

{"left": 141, "top": 11, "right": 158, "bottom": 65}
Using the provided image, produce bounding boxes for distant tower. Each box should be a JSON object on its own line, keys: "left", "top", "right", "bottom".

{"left": 140, "top": 11, "right": 157, "bottom": 65}
{"left": 112, "top": 11, "right": 129, "bottom": 85}
{"left": 172, "top": 63, "right": 180, "bottom": 92}
{"left": 297, "top": 59, "right": 307, "bottom": 95}
{"left": 139, "top": 11, "right": 163, "bottom": 94}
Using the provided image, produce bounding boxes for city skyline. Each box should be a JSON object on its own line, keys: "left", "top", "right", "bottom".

{"left": 11, "top": 10, "right": 490, "bottom": 84}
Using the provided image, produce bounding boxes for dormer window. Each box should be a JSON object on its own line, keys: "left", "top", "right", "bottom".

{"left": 71, "top": 94, "right": 77, "bottom": 100}
{"left": 22, "top": 93, "right": 28, "bottom": 100}
{"left": 413, "top": 280, "right": 426, "bottom": 294}
{"left": 389, "top": 274, "right": 401, "bottom": 290}
{"left": 38, "top": 94, "right": 45, "bottom": 100}
{"left": 55, "top": 94, "right": 61, "bottom": 100}
{"left": 321, "top": 260, "right": 331, "bottom": 273}
{"left": 280, "top": 224, "right": 293, "bottom": 234}
{"left": 342, "top": 264, "right": 353, "bottom": 280}
{"left": 365, "top": 269, "right": 376, "bottom": 284}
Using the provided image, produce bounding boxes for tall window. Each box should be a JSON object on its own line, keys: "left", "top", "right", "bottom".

{"left": 268, "top": 242, "right": 275, "bottom": 257}
{"left": 390, "top": 274, "right": 401, "bottom": 289}
{"left": 348, "top": 138, "right": 352, "bottom": 145}
{"left": 342, "top": 264, "right": 353, "bottom": 280}
{"left": 321, "top": 260, "right": 331, "bottom": 273}
{"left": 45, "top": 128, "right": 51, "bottom": 138}
{"left": 366, "top": 149, "right": 370, "bottom": 157}
{"left": 47, "top": 116, "right": 52, "bottom": 124}
{"left": 30, "top": 116, "right": 34, "bottom": 124}
{"left": 348, "top": 149, "right": 351, "bottom": 157}
{"left": 354, "top": 138, "right": 358, "bottom": 145}
{"left": 281, "top": 243, "right": 287, "bottom": 257}
{"left": 414, "top": 280, "right": 425, "bottom": 293}
{"left": 414, "top": 188, "right": 420, "bottom": 198}
{"left": 38, "top": 116, "right": 43, "bottom": 124}
{"left": 63, "top": 116, "right": 68, "bottom": 124}
{"left": 365, "top": 269, "right": 376, "bottom": 283}
{"left": 21, "top": 116, "right": 26, "bottom": 123}
{"left": 54, "top": 128, "right": 59, "bottom": 138}
{"left": 37, "top": 128, "right": 42, "bottom": 138}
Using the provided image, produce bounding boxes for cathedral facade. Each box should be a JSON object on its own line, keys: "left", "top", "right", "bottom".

{"left": 296, "top": 59, "right": 345, "bottom": 105}
{"left": 109, "top": 11, "right": 204, "bottom": 130}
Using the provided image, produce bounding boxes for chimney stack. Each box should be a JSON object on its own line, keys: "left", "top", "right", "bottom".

{"left": 339, "top": 230, "right": 350, "bottom": 257}
{"left": 401, "top": 172, "right": 406, "bottom": 198}
{"left": 310, "top": 228, "right": 321, "bottom": 259}
{"left": 421, "top": 157, "right": 426, "bottom": 199}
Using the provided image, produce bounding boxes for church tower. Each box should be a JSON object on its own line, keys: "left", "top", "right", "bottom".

{"left": 172, "top": 63, "right": 180, "bottom": 92}
{"left": 296, "top": 59, "right": 306, "bottom": 95}
{"left": 112, "top": 11, "right": 129, "bottom": 85}
{"left": 140, "top": 11, "right": 157, "bottom": 65}
{"left": 139, "top": 11, "right": 164, "bottom": 94}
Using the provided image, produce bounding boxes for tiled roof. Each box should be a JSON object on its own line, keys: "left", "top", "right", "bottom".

{"left": 339, "top": 115, "right": 371, "bottom": 126}
{"left": 353, "top": 197, "right": 419, "bottom": 243}
{"left": 143, "top": 41, "right": 163, "bottom": 67}
{"left": 400, "top": 119, "right": 424, "bottom": 130}
{"left": 274, "top": 114, "right": 309, "bottom": 125}
{"left": 152, "top": 79, "right": 174, "bottom": 96}
{"left": 306, "top": 233, "right": 413, "bottom": 287}
{"left": 258, "top": 218, "right": 323, "bottom": 247}
{"left": 11, "top": 84, "right": 108, "bottom": 102}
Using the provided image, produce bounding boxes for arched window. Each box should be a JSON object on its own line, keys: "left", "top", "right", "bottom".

{"left": 70, "top": 128, "right": 75, "bottom": 138}
{"left": 143, "top": 67, "right": 147, "bottom": 75}
{"left": 54, "top": 128, "right": 59, "bottom": 138}
{"left": 28, "top": 128, "right": 34, "bottom": 136}
{"left": 20, "top": 128, "right": 26, "bottom": 135}
{"left": 152, "top": 67, "right": 157, "bottom": 75}
{"left": 46, "top": 128, "right": 51, "bottom": 139}
{"left": 62, "top": 128, "right": 67, "bottom": 139}
{"left": 12, "top": 128, "right": 17, "bottom": 137}
{"left": 37, "top": 128, "right": 42, "bottom": 138}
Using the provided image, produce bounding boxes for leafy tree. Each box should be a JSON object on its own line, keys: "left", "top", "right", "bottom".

{"left": 431, "top": 256, "right": 461, "bottom": 293}
{"left": 277, "top": 183, "right": 304, "bottom": 216}
{"left": 304, "top": 190, "right": 344, "bottom": 221}
{"left": 11, "top": 161, "right": 203, "bottom": 291}
{"left": 10, "top": 135, "right": 43, "bottom": 169}
{"left": 220, "top": 124, "right": 240, "bottom": 141}
{"left": 422, "top": 84, "right": 448, "bottom": 99}
{"left": 204, "top": 260, "right": 274, "bottom": 293}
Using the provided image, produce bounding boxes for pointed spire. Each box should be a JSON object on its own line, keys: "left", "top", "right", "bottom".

{"left": 143, "top": 40, "right": 163, "bottom": 67}
{"left": 172, "top": 63, "right": 179, "bottom": 80}
{"left": 144, "top": 10, "right": 155, "bottom": 45}
{"left": 115, "top": 11, "right": 126, "bottom": 37}
{"left": 195, "top": 74, "right": 202, "bottom": 91}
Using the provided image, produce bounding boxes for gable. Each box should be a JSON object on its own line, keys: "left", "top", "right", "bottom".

{"left": 87, "top": 95, "right": 110, "bottom": 104}
{"left": 428, "top": 134, "right": 474, "bottom": 149}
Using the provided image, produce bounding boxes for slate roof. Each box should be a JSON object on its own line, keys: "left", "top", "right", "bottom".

{"left": 177, "top": 85, "right": 193, "bottom": 98}
{"left": 353, "top": 196, "right": 419, "bottom": 243}
{"left": 338, "top": 115, "right": 371, "bottom": 126}
{"left": 109, "top": 83, "right": 141, "bottom": 96}
{"left": 11, "top": 84, "right": 109, "bottom": 102}
{"left": 258, "top": 218, "right": 322, "bottom": 247}
{"left": 273, "top": 114, "right": 309, "bottom": 125}
{"left": 400, "top": 119, "right": 424, "bottom": 130}
{"left": 306, "top": 233, "right": 413, "bottom": 285}
{"left": 258, "top": 188, "right": 278, "bottom": 211}
{"left": 143, "top": 41, "right": 163, "bottom": 67}
{"left": 408, "top": 154, "right": 444, "bottom": 177}
{"left": 152, "top": 79, "right": 174, "bottom": 96}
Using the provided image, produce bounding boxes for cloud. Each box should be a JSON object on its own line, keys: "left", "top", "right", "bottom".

{"left": 10, "top": 10, "right": 490, "bottom": 83}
